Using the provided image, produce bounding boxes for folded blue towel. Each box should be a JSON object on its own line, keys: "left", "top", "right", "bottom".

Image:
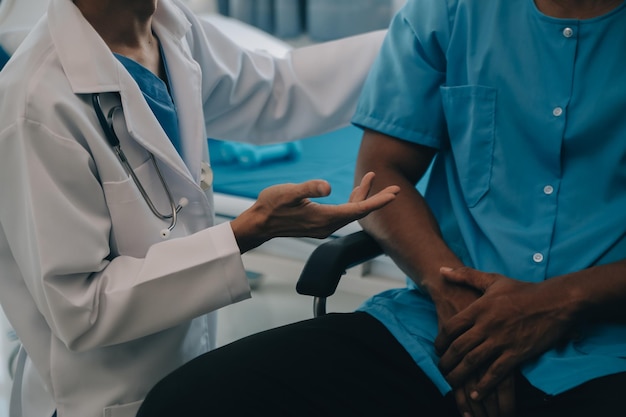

{"left": 210, "top": 140, "right": 303, "bottom": 168}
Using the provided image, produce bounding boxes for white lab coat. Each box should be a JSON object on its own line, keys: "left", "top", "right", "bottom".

{"left": 0, "top": 0, "right": 385, "bottom": 416}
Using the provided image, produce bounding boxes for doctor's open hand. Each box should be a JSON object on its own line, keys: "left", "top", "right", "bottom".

{"left": 231, "top": 171, "right": 400, "bottom": 253}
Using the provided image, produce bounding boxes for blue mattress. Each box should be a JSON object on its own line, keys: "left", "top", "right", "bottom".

{"left": 0, "top": 45, "right": 10, "bottom": 70}
{"left": 211, "top": 125, "right": 429, "bottom": 205}
{"left": 211, "top": 126, "right": 364, "bottom": 205}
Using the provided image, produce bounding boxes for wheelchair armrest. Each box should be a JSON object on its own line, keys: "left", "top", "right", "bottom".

{"left": 296, "top": 230, "right": 383, "bottom": 298}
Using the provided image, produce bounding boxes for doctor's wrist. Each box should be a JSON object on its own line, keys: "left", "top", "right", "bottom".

{"left": 230, "top": 209, "right": 270, "bottom": 254}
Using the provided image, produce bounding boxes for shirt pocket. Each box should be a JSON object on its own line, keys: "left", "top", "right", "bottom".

{"left": 440, "top": 85, "right": 496, "bottom": 208}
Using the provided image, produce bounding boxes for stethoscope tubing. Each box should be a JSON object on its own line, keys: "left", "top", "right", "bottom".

{"left": 92, "top": 92, "right": 184, "bottom": 238}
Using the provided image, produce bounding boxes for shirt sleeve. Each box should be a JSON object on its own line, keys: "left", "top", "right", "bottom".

{"left": 351, "top": 0, "right": 451, "bottom": 149}
{"left": 0, "top": 118, "right": 250, "bottom": 352}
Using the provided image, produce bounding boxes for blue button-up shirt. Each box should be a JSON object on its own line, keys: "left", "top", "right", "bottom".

{"left": 353, "top": 0, "right": 626, "bottom": 396}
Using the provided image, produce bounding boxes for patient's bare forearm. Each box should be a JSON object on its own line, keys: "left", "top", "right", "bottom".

{"left": 355, "top": 130, "right": 463, "bottom": 291}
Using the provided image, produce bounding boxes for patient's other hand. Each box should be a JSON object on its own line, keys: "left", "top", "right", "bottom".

{"left": 231, "top": 171, "right": 400, "bottom": 253}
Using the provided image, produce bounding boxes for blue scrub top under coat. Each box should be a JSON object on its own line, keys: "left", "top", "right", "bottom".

{"left": 0, "top": 45, "right": 10, "bottom": 71}
{"left": 352, "top": 0, "right": 626, "bottom": 396}
{"left": 115, "top": 49, "right": 182, "bottom": 155}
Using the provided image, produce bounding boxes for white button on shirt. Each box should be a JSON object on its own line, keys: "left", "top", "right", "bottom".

{"left": 553, "top": 107, "right": 563, "bottom": 117}
{"left": 533, "top": 253, "right": 544, "bottom": 263}
{"left": 544, "top": 185, "right": 554, "bottom": 195}
{"left": 563, "top": 27, "right": 574, "bottom": 38}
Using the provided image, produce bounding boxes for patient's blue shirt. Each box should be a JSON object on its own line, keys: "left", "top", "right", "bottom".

{"left": 352, "top": 0, "right": 626, "bottom": 396}
{"left": 115, "top": 50, "right": 182, "bottom": 154}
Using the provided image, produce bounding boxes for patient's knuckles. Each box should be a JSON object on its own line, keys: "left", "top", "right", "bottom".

{"left": 445, "top": 340, "right": 470, "bottom": 363}
{"left": 481, "top": 358, "right": 517, "bottom": 391}
{"left": 462, "top": 350, "right": 483, "bottom": 369}
{"left": 441, "top": 315, "right": 472, "bottom": 341}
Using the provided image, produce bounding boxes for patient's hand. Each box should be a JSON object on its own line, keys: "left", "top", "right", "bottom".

{"left": 434, "top": 267, "right": 575, "bottom": 403}
{"left": 231, "top": 171, "right": 399, "bottom": 253}
{"left": 454, "top": 373, "right": 515, "bottom": 417}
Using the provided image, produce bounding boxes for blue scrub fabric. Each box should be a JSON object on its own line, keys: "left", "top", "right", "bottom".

{"left": 210, "top": 125, "right": 429, "bottom": 205}
{"left": 352, "top": 0, "right": 626, "bottom": 396}
{"left": 0, "top": 45, "right": 10, "bottom": 70}
{"left": 115, "top": 51, "right": 182, "bottom": 154}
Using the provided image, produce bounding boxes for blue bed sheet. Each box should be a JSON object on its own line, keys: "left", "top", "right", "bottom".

{"left": 210, "top": 126, "right": 365, "bottom": 205}
{"left": 0, "top": 45, "right": 10, "bottom": 70}
{"left": 211, "top": 125, "right": 430, "bottom": 206}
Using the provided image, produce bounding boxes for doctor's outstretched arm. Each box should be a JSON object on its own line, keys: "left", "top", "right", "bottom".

{"left": 231, "top": 172, "right": 400, "bottom": 253}
{"left": 191, "top": 10, "right": 387, "bottom": 143}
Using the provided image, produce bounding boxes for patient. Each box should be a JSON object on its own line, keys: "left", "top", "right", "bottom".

{"left": 137, "top": 1, "right": 626, "bottom": 416}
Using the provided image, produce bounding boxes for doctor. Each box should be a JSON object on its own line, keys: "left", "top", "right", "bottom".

{"left": 0, "top": 1, "right": 396, "bottom": 417}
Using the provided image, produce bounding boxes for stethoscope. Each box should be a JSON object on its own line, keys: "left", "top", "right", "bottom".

{"left": 92, "top": 93, "right": 187, "bottom": 239}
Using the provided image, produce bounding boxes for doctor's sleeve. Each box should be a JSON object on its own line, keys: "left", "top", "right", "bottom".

{"left": 0, "top": 118, "right": 249, "bottom": 352}
{"left": 188, "top": 10, "right": 388, "bottom": 143}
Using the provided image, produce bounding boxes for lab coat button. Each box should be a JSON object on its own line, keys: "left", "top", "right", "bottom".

{"left": 563, "top": 27, "right": 574, "bottom": 38}
{"left": 533, "top": 253, "right": 544, "bottom": 263}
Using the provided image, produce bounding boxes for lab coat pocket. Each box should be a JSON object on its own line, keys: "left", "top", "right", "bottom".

{"left": 102, "top": 160, "right": 172, "bottom": 258}
{"left": 103, "top": 399, "right": 143, "bottom": 417}
{"left": 440, "top": 85, "right": 496, "bottom": 208}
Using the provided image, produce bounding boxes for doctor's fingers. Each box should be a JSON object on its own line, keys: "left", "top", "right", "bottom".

{"left": 271, "top": 183, "right": 398, "bottom": 218}
{"left": 329, "top": 187, "right": 400, "bottom": 225}
{"left": 274, "top": 195, "right": 397, "bottom": 239}
{"left": 349, "top": 171, "right": 376, "bottom": 202}
{"left": 349, "top": 172, "right": 403, "bottom": 205}
{"left": 258, "top": 180, "right": 332, "bottom": 206}
{"left": 294, "top": 198, "right": 391, "bottom": 234}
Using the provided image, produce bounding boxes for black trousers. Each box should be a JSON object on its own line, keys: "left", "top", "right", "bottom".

{"left": 137, "top": 312, "right": 626, "bottom": 417}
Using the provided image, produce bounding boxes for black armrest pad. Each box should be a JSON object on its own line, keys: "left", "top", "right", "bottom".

{"left": 296, "top": 230, "right": 383, "bottom": 298}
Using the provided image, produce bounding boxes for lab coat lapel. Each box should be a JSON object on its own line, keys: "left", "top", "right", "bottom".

{"left": 48, "top": 0, "right": 196, "bottom": 187}
{"left": 48, "top": 0, "right": 120, "bottom": 93}
{"left": 117, "top": 73, "right": 192, "bottom": 182}
{"left": 153, "top": 2, "right": 207, "bottom": 184}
